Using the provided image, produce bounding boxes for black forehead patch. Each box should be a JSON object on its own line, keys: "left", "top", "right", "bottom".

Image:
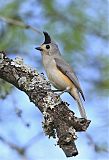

{"left": 43, "top": 31, "right": 51, "bottom": 44}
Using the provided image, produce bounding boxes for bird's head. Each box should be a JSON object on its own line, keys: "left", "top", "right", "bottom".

{"left": 35, "top": 31, "right": 59, "bottom": 55}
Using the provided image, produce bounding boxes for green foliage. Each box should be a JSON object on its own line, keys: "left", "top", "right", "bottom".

{"left": 41, "top": 0, "right": 86, "bottom": 52}
{"left": 0, "top": 79, "right": 13, "bottom": 99}
{"left": 0, "top": 0, "right": 21, "bottom": 18}
{"left": 0, "top": 25, "right": 27, "bottom": 52}
{"left": 0, "top": 0, "right": 30, "bottom": 53}
{"left": 96, "top": 56, "right": 109, "bottom": 91}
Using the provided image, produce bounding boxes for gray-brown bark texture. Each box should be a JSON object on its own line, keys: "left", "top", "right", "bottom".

{"left": 0, "top": 51, "right": 91, "bottom": 157}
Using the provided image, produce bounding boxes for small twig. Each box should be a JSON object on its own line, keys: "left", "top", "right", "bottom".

{"left": 0, "top": 135, "right": 25, "bottom": 156}
{"left": 0, "top": 16, "right": 42, "bottom": 34}
{"left": 86, "top": 133, "right": 109, "bottom": 153}
{"left": 23, "top": 132, "right": 43, "bottom": 149}
{"left": 11, "top": 97, "right": 30, "bottom": 127}
{"left": 0, "top": 136, "right": 30, "bottom": 160}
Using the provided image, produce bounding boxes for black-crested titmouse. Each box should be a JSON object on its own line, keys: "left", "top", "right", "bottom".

{"left": 35, "top": 32, "right": 87, "bottom": 119}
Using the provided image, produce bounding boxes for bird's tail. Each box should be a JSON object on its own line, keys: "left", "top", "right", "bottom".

{"left": 70, "top": 89, "right": 87, "bottom": 119}
{"left": 76, "top": 94, "right": 87, "bottom": 119}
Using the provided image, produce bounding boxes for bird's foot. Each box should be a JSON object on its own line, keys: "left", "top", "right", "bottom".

{"left": 52, "top": 87, "right": 71, "bottom": 96}
{"left": 52, "top": 89, "right": 63, "bottom": 92}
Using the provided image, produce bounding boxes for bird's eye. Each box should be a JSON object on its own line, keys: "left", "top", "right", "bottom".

{"left": 46, "top": 45, "right": 50, "bottom": 49}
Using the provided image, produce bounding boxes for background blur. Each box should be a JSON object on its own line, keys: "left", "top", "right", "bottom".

{"left": 0, "top": 0, "right": 109, "bottom": 160}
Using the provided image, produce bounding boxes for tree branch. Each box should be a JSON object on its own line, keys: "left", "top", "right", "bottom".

{"left": 0, "top": 16, "right": 42, "bottom": 34}
{"left": 0, "top": 51, "right": 91, "bottom": 157}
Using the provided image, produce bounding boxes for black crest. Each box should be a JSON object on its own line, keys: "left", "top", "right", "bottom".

{"left": 43, "top": 31, "right": 51, "bottom": 44}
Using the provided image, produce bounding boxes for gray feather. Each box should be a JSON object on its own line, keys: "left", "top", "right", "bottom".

{"left": 76, "top": 94, "right": 87, "bottom": 119}
{"left": 54, "top": 58, "right": 85, "bottom": 101}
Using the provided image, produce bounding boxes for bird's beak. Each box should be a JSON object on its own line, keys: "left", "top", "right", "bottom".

{"left": 35, "top": 47, "right": 43, "bottom": 51}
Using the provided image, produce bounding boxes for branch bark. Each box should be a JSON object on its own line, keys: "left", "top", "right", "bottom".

{"left": 0, "top": 51, "right": 91, "bottom": 157}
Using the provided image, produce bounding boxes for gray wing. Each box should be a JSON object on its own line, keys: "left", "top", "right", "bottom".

{"left": 54, "top": 58, "right": 85, "bottom": 101}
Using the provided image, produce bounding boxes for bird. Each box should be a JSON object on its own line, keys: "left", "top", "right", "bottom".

{"left": 35, "top": 31, "right": 87, "bottom": 119}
